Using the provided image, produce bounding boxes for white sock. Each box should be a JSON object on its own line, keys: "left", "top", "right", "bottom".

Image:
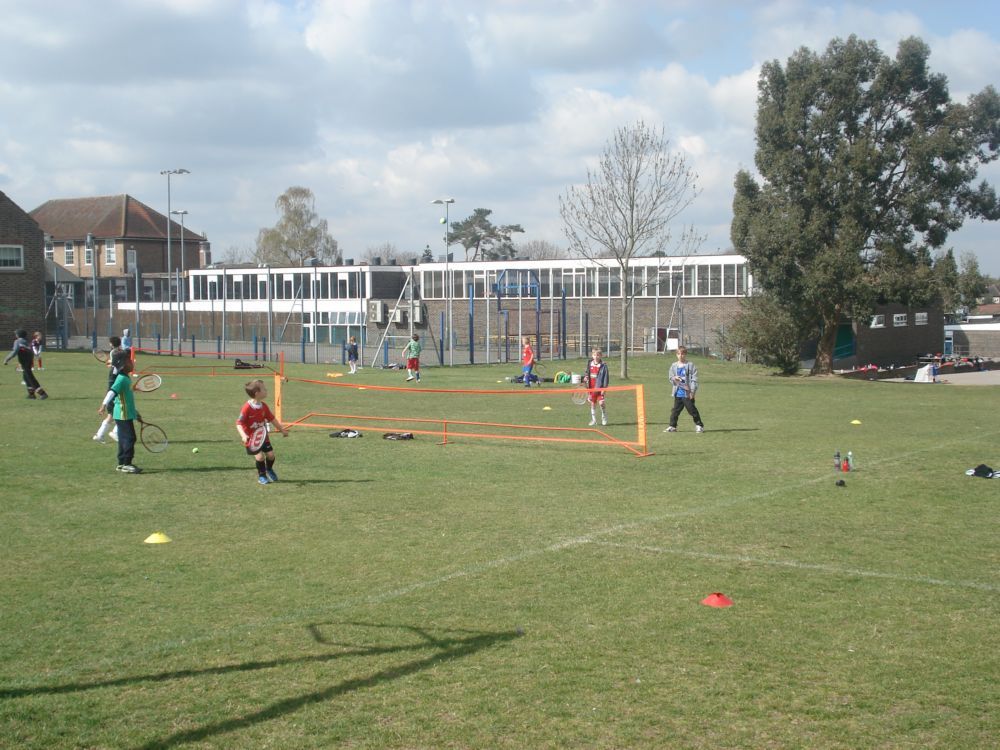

{"left": 96, "top": 422, "right": 109, "bottom": 439}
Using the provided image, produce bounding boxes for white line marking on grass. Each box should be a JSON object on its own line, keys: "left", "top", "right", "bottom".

{"left": 593, "top": 541, "right": 1000, "bottom": 593}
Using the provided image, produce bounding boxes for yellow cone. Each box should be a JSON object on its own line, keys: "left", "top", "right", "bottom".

{"left": 850, "top": 419, "right": 862, "bottom": 425}
{"left": 542, "top": 406, "right": 552, "bottom": 411}
{"left": 326, "top": 372, "right": 344, "bottom": 378}
{"left": 144, "top": 532, "right": 172, "bottom": 544}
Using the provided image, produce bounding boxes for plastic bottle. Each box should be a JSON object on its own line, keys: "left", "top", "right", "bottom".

{"left": 842, "top": 458, "right": 850, "bottom": 472}
{"left": 834, "top": 451, "right": 841, "bottom": 471}
{"left": 847, "top": 451, "right": 854, "bottom": 471}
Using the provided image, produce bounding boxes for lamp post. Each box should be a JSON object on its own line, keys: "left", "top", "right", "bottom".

{"left": 431, "top": 198, "right": 455, "bottom": 365}
{"left": 160, "top": 168, "right": 189, "bottom": 354}
{"left": 171, "top": 209, "right": 188, "bottom": 341}
{"left": 86, "top": 232, "right": 97, "bottom": 343}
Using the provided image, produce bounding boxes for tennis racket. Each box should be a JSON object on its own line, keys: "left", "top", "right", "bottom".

{"left": 93, "top": 349, "right": 110, "bottom": 363}
{"left": 133, "top": 373, "right": 162, "bottom": 393}
{"left": 571, "top": 389, "right": 588, "bottom": 405}
{"left": 246, "top": 425, "right": 268, "bottom": 452}
{"left": 138, "top": 417, "right": 169, "bottom": 453}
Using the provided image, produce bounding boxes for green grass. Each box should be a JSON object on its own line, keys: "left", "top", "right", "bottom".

{"left": 1, "top": 353, "right": 998, "bottom": 749}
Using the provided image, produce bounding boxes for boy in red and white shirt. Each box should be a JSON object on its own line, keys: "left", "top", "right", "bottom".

{"left": 236, "top": 379, "right": 289, "bottom": 485}
{"left": 584, "top": 348, "right": 609, "bottom": 426}
{"left": 521, "top": 336, "right": 535, "bottom": 387}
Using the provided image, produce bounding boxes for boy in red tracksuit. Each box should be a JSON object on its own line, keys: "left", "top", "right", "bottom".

{"left": 584, "top": 348, "right": 609, "bottom": 426}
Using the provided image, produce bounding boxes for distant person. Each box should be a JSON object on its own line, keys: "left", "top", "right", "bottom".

{"left": 121, "top": 327, "right": 132, "bottom": 351}
{"left": 31, "top": 331, "right": 44, "bottom": 370}
{"left": 4, "top": 329, "right": 47, "bottom": 399}
{"left": 584, "top": 348, "right": 609, "bottom": 426}
{"left": 521, "top": 336, "right": 535, "bottom": 387}
{"left": 347, "top": 336, "right": 359, "bottom": 374}
{"left": 665, "top": 346, "right": 704, "bottom": 433}
{"left": 98, "top": 350, "right": 140, "bottom": 473}
{"left": 402, "top": 334, "right": 422, "bottom": 382}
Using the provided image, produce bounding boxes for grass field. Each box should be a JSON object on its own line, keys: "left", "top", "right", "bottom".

{"left": 1, "top": 352, "right": 998, "bottom": 749}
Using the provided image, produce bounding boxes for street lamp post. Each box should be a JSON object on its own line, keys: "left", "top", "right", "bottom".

{"left": 87, "top": 232, "right": 97, "bottom": 345}
{"left": 171, "top": 209, "right": 188, "bottom": 341}
{"left": 160, "top": 168, "right": 189, "bottom": 354}
{"left": 431, "top": 198, "right": 455, "bottom": 365}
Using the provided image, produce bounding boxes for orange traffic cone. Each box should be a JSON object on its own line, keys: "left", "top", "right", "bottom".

{"left": 701, "top": 592, "right": 734, "bottom": 608}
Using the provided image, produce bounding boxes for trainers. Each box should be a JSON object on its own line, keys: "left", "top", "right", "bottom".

{"left": 696, "top": 425, "right": 705, "bottom": 433}
{"left": 110, "top": 430, "right": 118, "bottom": 442}
{"left": 26, "top": 392, "right": 36, "bottom": 399}
{"left": 601, "top": 416, "right": 608, "bottom": 426}
{"left": 115, "top": 464, "right": 124, "bottom": 471}
{"left": 93, "top": 434, "right": 106, "bottom": 444}
{"left": 119, "top": 464, "right": 142, "bottom": 474}
{"left": 664, "top": 426, "right": 677, "bottom": 432}
{"left": 257, "top": 475, "right": 270, "bottom": 485}
{"left": 588, "top": 418, "right": 596, "bottom": 426}
{"left": 266, "top": 468, "right": 278, "bottom": 482}
{"left": 406, "top": 376, "right": 414, "bottom": 381}
{"left": 37, "top": 391, "right": 48, "bottom": 400}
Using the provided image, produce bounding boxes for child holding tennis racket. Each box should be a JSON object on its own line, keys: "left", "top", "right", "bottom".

{"left": 666, "top": 346, "right": 705, "bottom": 433}
{"left": 93, "top": 336, "right": 124, "bottom": 444}
{"left": 521, "top": 336, "right": 535, "bottom": 387}
{"left": 236, "top": 379, "right": 289, "bottom": 485}
{"left": 31, "top": 331, "right": 44, "bottom": 370}
{"left": 4, "top": 329, "right": 48, "bottom": 399}
{"left": 98, "top": 351, "right": 141, "bottom": 473}
{"left": 584, "top": 348, "right": 609, "bottom": 426}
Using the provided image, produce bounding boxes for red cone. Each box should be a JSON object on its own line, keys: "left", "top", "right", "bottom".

{"left": 701, "top": 592, "right": 733, "bottom": 607}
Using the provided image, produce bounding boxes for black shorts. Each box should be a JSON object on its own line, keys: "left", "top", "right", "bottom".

{"left": 246, "top": 438, "right": 274, "bottom": 456}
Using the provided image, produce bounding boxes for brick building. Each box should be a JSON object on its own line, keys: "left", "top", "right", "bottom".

{"left": 0, "top": 191, "right": 45, "bottom": 337}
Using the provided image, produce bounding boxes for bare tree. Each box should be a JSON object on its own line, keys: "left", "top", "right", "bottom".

{"left": 559, "top": 121, "right": 700, "bottom": 378}
{"left": 362, "top": 242, "right": 402, "bottom": 264}
{"left": 516, "top": 239, "right": 568, "bottom": 260}
{"left": 254, "top": 186, "right": 340, "bottom": 266}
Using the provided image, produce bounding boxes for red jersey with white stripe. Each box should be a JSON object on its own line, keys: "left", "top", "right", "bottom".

{"left": 237, "top": 400, "right": 275, "bottom": 434}
{"left": 522, "top": 343, "right": 534, "bottom": 366}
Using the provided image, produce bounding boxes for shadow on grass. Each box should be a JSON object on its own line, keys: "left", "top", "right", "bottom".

{"left": 1, "top": 622, "right": 521, "bottom": 749}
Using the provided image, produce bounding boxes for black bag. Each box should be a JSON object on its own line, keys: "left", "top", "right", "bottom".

{"left": 330, "top": 429, "right": 362, "bottom": 438}
{"left": 383, "top": 432, "right": 414, "bottom": 440}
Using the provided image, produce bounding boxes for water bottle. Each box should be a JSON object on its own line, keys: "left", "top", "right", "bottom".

{"left": 847, "top": 451, "right": 854, "bottom": 471}
{"left": 834, "top": 451, "right": 841, "bottom": 471}
{"left": 842, "top": 458, "right": 850, "bottom": 472}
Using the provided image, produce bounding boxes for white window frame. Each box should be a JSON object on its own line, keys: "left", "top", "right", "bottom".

{"left": 64, "top": 242, "right": 75, "bottom": 266}
{"left": 870, "top": 314, "right": 885, "bottom": 328}
{"left": 84, "top": 245, "right": 93, "bottom": 266}
{"left": 0, "top": 245, "right": 24, "bottom": 271}
{"left": 893, "top": 313, "right": 908, "bottom": 327}
{"left": 44, "top": 241, "right": 54, "bottom": 261}
{"left": 105, "top": 239, "right": 117, "bottom": 265}
{"left": 914, "top": 312, "right": 928, "bottom": 326}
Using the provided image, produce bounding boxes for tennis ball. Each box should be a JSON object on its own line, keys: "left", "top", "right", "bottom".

{"left": 192, "top": 447, "right": 199, "bottom": 454}
{"left": 439, "top": 217, "right": 446, "bottom": 224}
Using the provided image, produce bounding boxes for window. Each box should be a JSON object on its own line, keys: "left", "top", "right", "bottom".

{"left": 64, "top": 242, "right": 75, "bottom": 266}
{"left": 915, "top": 312, "right": 928, "bottom": 326}
{"left": 84, "top": 244, "right": 93, "bottom": 265}
{"left": 44, "top": 241, "right": 54, "bottom": 261}
{"left": 870, "top": 314, "right": 885, "bottom": 328}
{"left": 0, "top": 245, "right": 24, "bottom": 270}
{"left": 893, "top": 313, "right": 907, "bottom": 327}
{"left": 105, "top": 239, "right": 116, "bottom": 265}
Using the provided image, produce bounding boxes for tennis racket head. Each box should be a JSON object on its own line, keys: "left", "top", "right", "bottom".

{"left": 571, "top": 390, "right": 588, "bottom": 405}
{"left": 93, "top": 349, "right": 110, "bottom": 363}
{"left": 247, "top": 426, "right": 267, "bottom": 452}
{"left": 133, "top": 373, "right": 162, "bottom": 393}
{"left": 139, "top": 421, "right": 169, "bottom": 453}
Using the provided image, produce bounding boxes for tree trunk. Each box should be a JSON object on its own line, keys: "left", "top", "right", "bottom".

{"left": 811, "top": 309, "right": 840, "bottom": 375}
{"left": 620, "top": 296, "right": 629, "bottom": 379}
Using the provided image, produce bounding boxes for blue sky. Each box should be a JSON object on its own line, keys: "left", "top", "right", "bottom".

{"left": 1, "top": 0, "right": 999, "bottom": 272}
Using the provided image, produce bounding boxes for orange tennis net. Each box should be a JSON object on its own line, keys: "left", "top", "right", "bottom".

{"left": 275, "top": 376, "right": 652, "bottom": 457}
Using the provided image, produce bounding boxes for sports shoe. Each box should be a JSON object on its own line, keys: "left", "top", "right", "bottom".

{"left": 119, "top": 464, "right": 142, "bottom": 474}
{"left": 589, "top": 417, "right": 596, "bottom": 426}
{"left": 406, "top": 376, "right": 414, "bottom": 381}
{"left": 696, "top": 425, "right": 705, "bottom": 433}
{"left": 266, "top": 468, "right": 278, "bottom": 482}
{"left": 601, "top": 415, "right": 608, "bottom": 426}
{"left": 664, "top": 426, "right": 677, "bottom": 432}
{"left": 115, "top": 464, "right": 124, "bottom": 471}
{"left": 110, "top": 430, "right": 118, "bottom": 442}
{"left": 26, "top": 392, "right": 36, "bottom": 399}
{"left": 93, "top": 434, "right": 106, "bottom": 444}
{"left": 257, "top": 475, "right": 270, "bottom": 485}
{"left": 37, "top": 391, "right": 48, "bottom": 400}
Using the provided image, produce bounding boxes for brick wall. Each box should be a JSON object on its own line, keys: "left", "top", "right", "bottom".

{"left": 0, "top": 191, "right": 45, "bottom": 338}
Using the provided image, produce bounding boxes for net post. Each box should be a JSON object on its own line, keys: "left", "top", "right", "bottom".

{"left": 636, "top": 383, "right": 649, "bottom": 456}
{"left": 274, "top": 371, "right": 283, "bottom": 424}
{"left": 438, "top": 419, "right": 449, "bottom": 446}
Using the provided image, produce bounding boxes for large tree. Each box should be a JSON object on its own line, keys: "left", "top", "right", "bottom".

{"left": 560, "top": 121, "right": 700, "bottom": 378}
{"left": 447, "top": 208, "right": 524, "bottom": 261}
{"left": 732, "top": 36, "right": 1000, "bottom": 374}
{"left": 254, "top": 186, "right": 340, "bottom": 266}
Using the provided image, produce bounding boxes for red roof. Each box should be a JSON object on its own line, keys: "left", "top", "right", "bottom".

{"left": 29, "top": 194, "right": 201, "bottom": 243}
